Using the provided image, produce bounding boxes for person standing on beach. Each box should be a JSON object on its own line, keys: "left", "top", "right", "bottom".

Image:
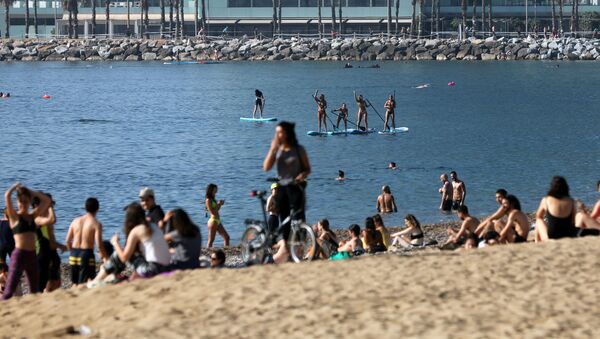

{"left": 497, "top": 195, "right": 530, "bottom": 243}
{"left": 65, "top": 198, "right": 108, "bottom": 286}
{"left": 205, "top": 184, "right": 230, "bottom": 248}
{"left": 253, "top": 89, "right": 265, "bottom": 119}
{"left": 376, "top": 186, "right": 397, "bottom": 214}
{"left": 438, "top": 174, "right": 453, "bottom": 212}
{"left": 2, "top": 183, "right": 51, "bottom": 300}
{"left": 332, "top": 103, "right": 349, "bottom": 131}
{"left": 354, "top": 91, "right": 368, "bottom": 131}
{"left": 474, "top": 189, "right": 509, "bottom": 236}
{"left": 312, "top": 90, "right": 328, "bottom": 133}
{"left": 445, "top": 205, "right": 479, "bottom": 245}
{"left": 139, "top": 188, "right": 166, "bottom": 231}
{"left": 263, "top": 121, "right": 311, "bottom": 264}
{"left": 450, "top": 171, "right": 466, "bottom": 209}
{"left": 383, "top": 95, "right": 396, "bottom": 132}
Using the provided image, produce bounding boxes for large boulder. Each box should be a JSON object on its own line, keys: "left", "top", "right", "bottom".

{"left": 11, "top": 47, "right": 28, "bottom": 58}
{"left": 54, "top": 45, "right": 69, "bottom": 55}
{"left": 481, "top": 53, "right": 496, "bottom": 61}
{"left": 416, "top": 51, "right": 433, "bottom": 60}
{"left": 142, "top": 52, "right": 157, "bottom": 60}
{"left": 456, "top": 45, "right": 471, "bottom": 59}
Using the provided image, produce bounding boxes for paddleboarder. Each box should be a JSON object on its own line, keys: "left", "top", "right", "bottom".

{"left": 332, "top": 103, "right": 349, "bottom": 131}
{"left": 354, "top": 91, "right": 368, "bottom": 131}
{"left": 383, "top": 95, "right": 396, "bottom": 132}
{"left": 312, "top": 90, "right": 328, "bottom": 133}
{"left": 253, "top": 89, "right": 265, "bottom": 119}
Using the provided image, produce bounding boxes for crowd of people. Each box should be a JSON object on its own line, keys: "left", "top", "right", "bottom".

{"left": 0, "top": 120, "right": 598, "bottom": 301}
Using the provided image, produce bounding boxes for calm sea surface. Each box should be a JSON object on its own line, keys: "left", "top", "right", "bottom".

{"left": 0, "top": 61, "right": 599, "bottom": 247}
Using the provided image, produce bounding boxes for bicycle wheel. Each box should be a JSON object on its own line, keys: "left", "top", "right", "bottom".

{"left": 240, "top": 225, "right": 267, "bottom": 263}
{"left": 288, "top": 223, "right": 317, "bottom": 263}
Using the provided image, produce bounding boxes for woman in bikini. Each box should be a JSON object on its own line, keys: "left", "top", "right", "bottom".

{"left": 312, "top": 90, "right": 328, "bottom": 133}
{"left": 205, "top": 184, "right": 230, "bottom": 248}
{"left": 383, "top": 95, "right": 396, "bottom": 132}
{"left": 354, "top": 91, "right": 368, "bottom": 131}
{"left": 253, "top": 89, "right": 265, "bottom": 119}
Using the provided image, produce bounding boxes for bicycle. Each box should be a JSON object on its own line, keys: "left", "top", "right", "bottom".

{"left": 240, "top": 186, "right": 317, "bottom": 264}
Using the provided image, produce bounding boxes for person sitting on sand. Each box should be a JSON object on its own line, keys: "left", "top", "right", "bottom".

{"left": 89, "top": 203, "right": 171, "bottom": 286}
{"left": 390, "top": 214, "right": 424, "bottom": 248}
{"left": 497, "top": 195, "right": 530, "bottom": 243}
{"left": 312, "top": 90, "right": 328, "bottom": 133}
{"left": 446, "top": 205, "right": 479, "bottom": 245}
{"left": 474, "top": 189, "right": 509, "bottom": 236}
{"left": 338, "top": 224, "right": 364, "bottom": 254}
{"left": 336, "top": 170, "right": 345, "bottom": 181}
{"left": 66, "top": 198, "right": 108, "bottom": 287}
{"left": 376, "top": 186, "right": 397, "bottom": 214}
{"left": 211, "top": 249, "right": 226, "bottom": 268}
{"left": 316, "top": 219, "right": 338, "bottom": 259}
{"left": 574, "top": 179, "right": 600, "bottom": 234}
{"left": 163, "top": 209, "right": 202, "bottom": 270}
{"left": 438, "top": 173, "right": 453, "bottom": 212}
{"left": 535, "top": 176, "right": 577, "bottom": 241}
{"left": 362, "top": 217, "right": 387, "bottom": 253}
{"left": 354, "top": 91, "right": 369, "bottom": 131}
{"left": 372, "top": 214, "right": 391, "bottom": 249}
{"left": 332, "top": 103, "right": 349, "bottom": 131}
{"left": 139, "top": 188, "right": 166, "bottom": 231}
{"left": 266, "top": 183, "right": 279, "bottom": 235}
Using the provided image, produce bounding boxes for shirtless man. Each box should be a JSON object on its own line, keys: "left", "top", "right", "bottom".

{"left": 438, "top": 173, "right": 453, "bottom": 212}
{"left": 383, "top": 95, "right": 396, "bottom": 132}
{"left": 377, "top": 186, "right": 398, "bottom": 213}
{"left": 65, "top": 198, "right": 107, "bottom": 286}
{"left": 354, "top": 91, "right": 368, "bottom": 131}
{"left": 446, "top": 205, "right": 480, "bottom": 244}
{"left": 332, "top": 103, "right": 349, "bottom": 131}
{"left": 498, "top": 195, "right": 530, "bottom": 243}
{"left": 450, "top": 171, "right": 466, "bottom": 209}
{"left": 337, "top": 224, "right": 364, "bottom": 254}
{"left": 575, "top": 179, "right": 600, "bottom": 231}
{"left": 474, "top": 189, "right": 508, "bottom": 236}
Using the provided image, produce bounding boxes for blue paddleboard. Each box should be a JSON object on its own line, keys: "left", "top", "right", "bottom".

{"left": 349, "top": 128, "right": 377, "bottom": 135}
{"left": 377, "top": 127, "right": 410, "bottom": 135}
{"left": 307, "top": 131, "right": 334, "bottom": 136}
{"left": 240, "top": 117, "right": 277, "bottom": 122}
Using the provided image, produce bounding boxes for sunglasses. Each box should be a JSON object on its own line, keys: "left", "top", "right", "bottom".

{"left": 211, "top": 257, "right": 219, "bottom": 261}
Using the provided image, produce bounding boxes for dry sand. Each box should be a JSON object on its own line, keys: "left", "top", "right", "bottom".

{"left": 1, "top": 237, "right": 599, "bottom": 338}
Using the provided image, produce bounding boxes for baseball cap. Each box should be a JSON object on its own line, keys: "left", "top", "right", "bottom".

{"left": 139, "top": 187, "right": 155, "bottom": 199}
{"left": 270, "top": 183, "right": 279, "bottom": 190}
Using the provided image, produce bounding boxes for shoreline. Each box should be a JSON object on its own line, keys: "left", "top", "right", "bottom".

{"left": 1, "top": 36, "right": 600, "bottom": 62}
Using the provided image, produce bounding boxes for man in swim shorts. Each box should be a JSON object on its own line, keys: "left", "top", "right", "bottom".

{"left": 66, "top": 198, "right": 108, "bottom": 286}
{"left": 450, "top": 171, "right": 466, "bottom": 210}
{"left": 438, "top": 173, "right": 453, "bottom": 212}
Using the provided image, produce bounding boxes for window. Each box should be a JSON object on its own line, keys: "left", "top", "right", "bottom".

{"left": 253, "top": 0, "right": 274, "bottom": 6}
{"left": 281, "top": 0, "right": 298, "bottom": 6}
{"left": 372, "top": 0, "right": 387, "bottom": 6}
{"left": 347, "top": 0, "right": 369, "bottom": 6}
{"left": 228, "top": 0, "right": 251, "bottom": 6}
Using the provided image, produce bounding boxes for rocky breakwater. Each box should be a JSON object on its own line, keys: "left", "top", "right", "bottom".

{"left": 1, "top": 36, "right": 600, "bottom": 62}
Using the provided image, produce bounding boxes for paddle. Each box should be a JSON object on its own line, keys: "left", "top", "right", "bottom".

{"left": 330, "top": 110, "right": 365, "bottom": 131}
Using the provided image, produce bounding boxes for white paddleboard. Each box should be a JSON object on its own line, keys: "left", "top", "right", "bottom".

{"left": 240, "top": 117, "right": 277, "bottom": 122}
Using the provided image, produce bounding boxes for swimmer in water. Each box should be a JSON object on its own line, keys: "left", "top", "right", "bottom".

{"left": 336, "top": 170, "right": 345, "bottom": 181}
{"left": 312, "top": 90, "right": 328, "bottom": 133}
{"left": 388, "top": 162, "right": 397, "bottom": 170}
{"left": 332, "top": 103, "right": 349, "bottom": 131}
{"left": 354, "top": 91, "right": 368, "bottom": 131}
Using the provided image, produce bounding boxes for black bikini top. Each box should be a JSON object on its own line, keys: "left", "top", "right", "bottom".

{"left": 12, "top": 216, "right": 36, "bottom": 235}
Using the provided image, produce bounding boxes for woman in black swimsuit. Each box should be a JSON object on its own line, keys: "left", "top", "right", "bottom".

{"left": 2, "top": 183, "right": 51, "bottom": 300}
{"left": 253, "top": 89, "right": 265, "bottom": 119}
{"left": 535, "top": 176, "right": 577, "bottom": 241}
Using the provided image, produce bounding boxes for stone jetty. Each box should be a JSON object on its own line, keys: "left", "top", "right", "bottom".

{"left": 1, "top": 36, "right": 600, "bottom": 61}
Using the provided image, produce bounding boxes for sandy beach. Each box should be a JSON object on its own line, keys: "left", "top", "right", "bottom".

{"left": 1, "top": 236, "right": 598, "bottom": 338}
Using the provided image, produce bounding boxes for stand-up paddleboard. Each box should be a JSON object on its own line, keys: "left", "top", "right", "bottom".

{"left": 307, "top": 131, "right": 334, "bottom": 136}
{"left": 240, "top": 117, "right": 277, "bottom": 122}
{"left": 378, "top": 127, "right": 410, "bottom": 135}
{"left": 163, "top": 61, "right": 223, "bottom": 65}
{"left": 349, "top": 128, "right": 377, "bottom": 135}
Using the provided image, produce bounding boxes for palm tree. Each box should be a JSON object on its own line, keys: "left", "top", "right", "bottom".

{"left": 460, "top": 0, "right": 467, "bottom": 38}
{"left": 25, "top": 0, "right": 30, "bottom": 38}
{"left": 193, "top": 0, "right": 198, "bottom": 36}
{"left": 200, "top": 0, "right": 206, "bottom": 30}
{"left": 62, "top": 0, "right": 71, "bottom": 38}
{"left": 72, "top": 0, "right": 78, "bottom": 38}
{"left": 417, "top": 0, "right": 423, "bottom": 37}
{"left": 386, "top": 0, "right": 391, "bottom": 36}
{"left": 91, "top": 0, "right": 97, "bottom": 37}
{"left": 175, "top": 0, "right": 180, "bottom": 38}
{"left": 332, "top": 0, "right": 337, "bottom": 34}
{"left": 278, "top": 0, "right": 282, "bottom": 34}
{"left": 143, "top": 0, "right": 149, "bottom": 38}
{"left": 125, "top": 0, "right": 129, "bottom": 36}
{"left": 1, "top": 0, "right": 13, "bottom": 38}
{"left": 395, "top": 0, "right": 399, "bottom": 34}
{"left": 481, "top": 0, "right": 485, "bottom": 33}
{"left": 436, "top": 0, "right": 440, "bottom": 35}
{"left": 33, "top": 0, "right": 38, "bottom": 36}
{"left": 179, "top": 0, "right": 184, "bottom": 37}
{"left": 170, "top": 0, "right": 174, "bottom": 36}
{"left": 551, "top": 0, "right": 556, "bottom": 32}
{"left": 471, "top": 0, "right": 476, "bottom": 33}
{"left": 487, "top": 0, "right": 491, "bottom": 34}
{"left": 317, "top": 0, "right": 322, "bottom": 39}
{"left": 409, "top": 0, "right": 416, "bottom": 37}
{"left": 430, "top": 0, "right": 434, "bottom": 36}
{"left": 558, "top": 0, "right": 563, "bottom": 35}
{"left": 338, "top": 0, "right": 342, "bottom": 33}
{"left": 161, "top": 0, "right": 167, "bottom": 37}
{"left": 271, "top": 0, "right": 277, "bottom": 37}
{"left": 105, "top": 0, "right": 111, "bottom": 37}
